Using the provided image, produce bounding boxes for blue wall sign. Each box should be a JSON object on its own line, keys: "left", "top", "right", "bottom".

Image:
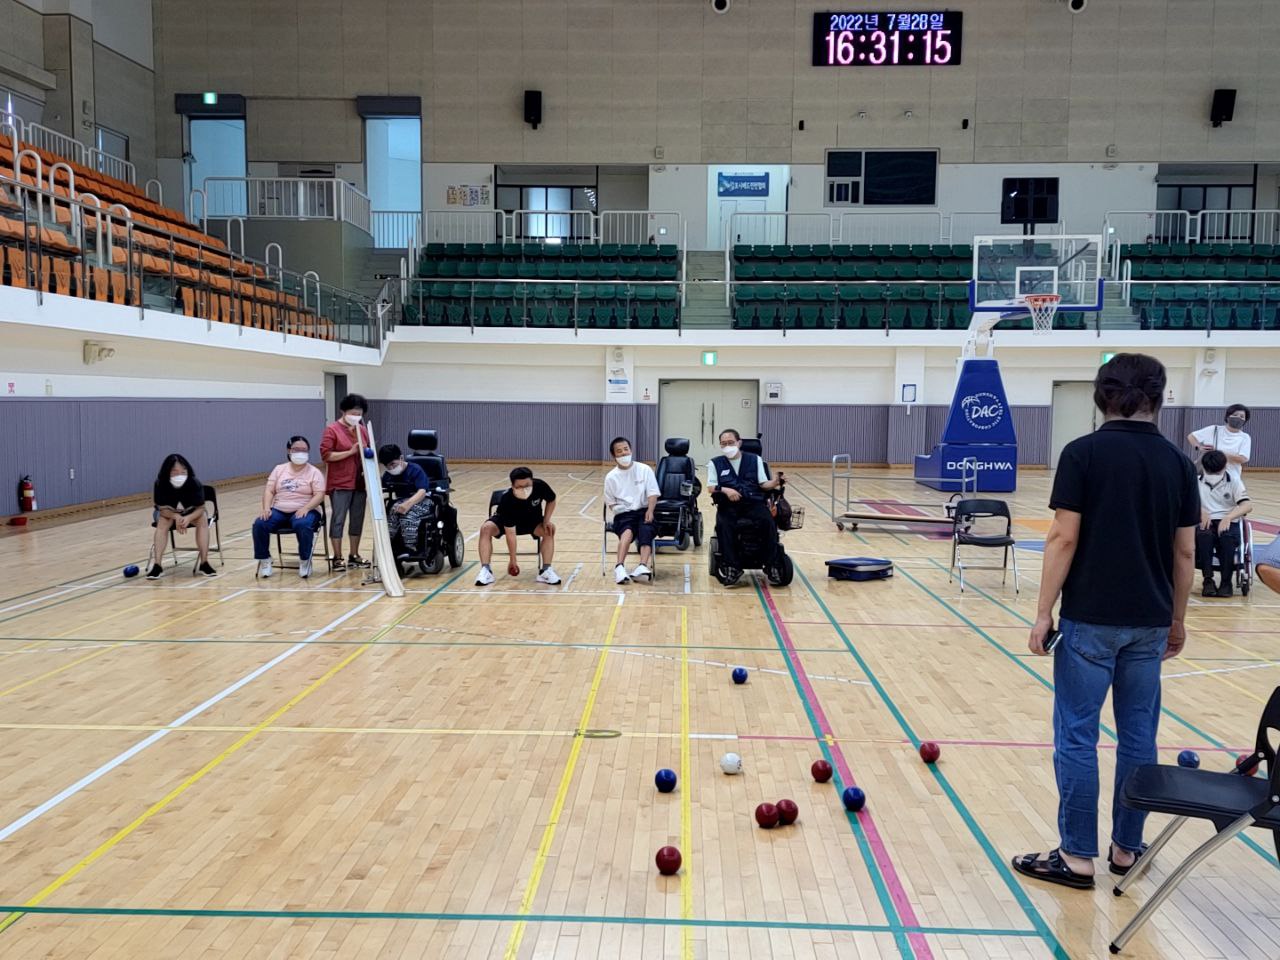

{"left": 718, "top": 173, "right": 770, "bottom": 197}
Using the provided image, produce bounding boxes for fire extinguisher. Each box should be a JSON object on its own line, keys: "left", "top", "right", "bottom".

{"left": 19, "top": 475, "right": 37, "bottom": 512}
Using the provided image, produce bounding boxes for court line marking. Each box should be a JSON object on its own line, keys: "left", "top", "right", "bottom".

{"left": 0, "top": 903, "right": 1036, "bottom": 937}
{"left": 683, "top": 563, "right": 691, "bottom": 594}
{"left": 0, "top": 565, "right": 474, "bottom": 935}
{"left": 756, "top": 579, "right": 929, "bottom": 960}
{"left": 679, "top": 606, "right": 693, "bottom": 960}
{"left": 561, "top": 562, "right": 582, "bottom": 592}
{"left": 502, "top": 602, "right": 622, "bottom": 959}
{"left": 0, "top": 591, "right": 383, "bottom": 848}
{"left": 787, "top": 566, "right": 1072, "bottom": 960}
{"left": 912, "top": 563, "right": 1280, "bottom": 870}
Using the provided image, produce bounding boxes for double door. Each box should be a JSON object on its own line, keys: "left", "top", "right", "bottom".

{"left": 658, "top": 380, "right": 759, "bottom": 469}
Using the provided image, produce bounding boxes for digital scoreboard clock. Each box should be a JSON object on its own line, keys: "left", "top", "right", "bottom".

{"left": 812, "top": 11, "right": 963, "bottom": 66}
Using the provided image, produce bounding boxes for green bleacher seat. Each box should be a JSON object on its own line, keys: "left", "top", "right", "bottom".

{"left": 1204, "top": 263, "right": 1227, "bottom": 280}
{"left": 931, "top": 244, "right": 953, "bottom": 260}
{"left": 658, "top": 244, "right": 678, "bottom": 260}
{"left": 1225, "top": 263, "right": 1247, "bottom": 280}
{"left": 596, "top": 263, "right": 619, "bottom": 280}
{"left": 832, "top": 244, "right": 852, "bottom": 259}
{"left": 1169, "top": 243, "right": 1190, "bottom": 259}
{"left": 463, "top": 243, "right": 484, "bottom": 258}
{"left": 530, "top": 306, "right": 551, "bottom": 326}
{"left": 775, "top": 263, "right": 796, "bottom": 280}
{"left": 1190, "top": 307, "right": 1209, "bottom": 328}
{"left": 897, "top": 263, "right": 920, "bottom": 280}
{"left": 576, "top": 263, "right": 597, "bottom": 280}
{"left": 1268, "top": 264, "right": 1280, "bottom": 280}
{"left": 482, "top": 243, "right": 502, "bottom": 258}
{"left": 1253, "top": 244, "right": 1274, "bottom": 258}
{"left": 550, "top": 306, "right": 571, "bottom": 327}
{"left": 1165, "top": 307, "right": 1188, "bottom": 329}
{"left": 638, "top": 244, "right": 659, "bottom": 259}
{"left": 854, "top": 263, "right": 876, "bottom": 280}
{"left": 1246, "top": 264, "right": 1268, "bottom": 280}
{"left": 734, "top": 286, "right": 755, "bottom": 304}
{"left": 1163, "top": 263, "right": 1184, "bottom": 279}
{"left": 814, "top": 263, "right": 836, "bottom": 280}
{"left": 637, "top": 263, "right": 658, "bottom": 280}
{"left": 1130, "top": 284, "right": 1154, "bottom": 304}
{"left": 1184, "top": 263, "right": 1206, "bottom": 279}
{"left": 444, "top": 243, "right": 464, "bottom": 257}
{"left": 885, "top": 306, "right": 908, "bottom": 328}
{"left": 617, "top": 264, "right": 639, "bottom": 280}
{"left": 890, "top": 244, "right": 911, "bottom": 259}
{"left": 812, "top": 244, "right": 832, "bottom": 260}
{"left": 851, "top": 244, "right": 872, "bottom": 258}
{"left": 501, "top": 242, "right": 521, "bottom": 258}
{"left": 600, "top": 244, "right": 620, "bottom": 259}
{"left": 657, "top": 306, "right": 678, "bottom": 328}
{"left": 1239, "top": 285, "right": 1262, "bottom": 301}
{"left": 477, "top": 262, "right": 498, "bottom": 279}
{"left": 753, "top": 263, "right": 776, "bottom": 280}
{"left": 633, "top": 284, "right": 656, "bottom": 302}
{"left": 1212, "top": 306, "right": 1233, "bottom": 329}
{"left": 733, "top": 306, "right": 756, "bottom": 329}
{"left": 455, "top": 262, "right": 477, "bottom": 280}
{"left": 594, "top": 283, "right": 618, "bottom": 302}
{"left": 580, "top": 244, "right": 600, "bottom": 260}
{"left": 834, "top": 263, "right": 857, "bottom": 280}
{"left": 902, "top": 285, "right": 925, "bottom": 302}
{"left": 561, "top": 243, "right": 580, "bottom": 260}
{"left": 438, "top": 261, "right": 459, "bottom": 279}
{"left": 793, "top": 262, "right": 815, "bottom": 280}
{"left": 1190, "top": 243, "right": 1212, "bottom": 258}
{"left": 1217, "top": 285, "right": 1241, "bottom": 301}
{"left": 873, "top": 264, "right": 896, "bottom": 280}
{"left": 938, "top": 262, "right": 964, "bottom": 281}
{"left": 910, "top": 244, "right": 932, "bottom": 260}
{"left": 1229, "top": 244, "right": 1254, "bottom": 258}
{"left": 657, "top": 263, "right": 678, "bottom": 280}
{"left": 871, "top": 244, "right": 892, "bottom": 259}
{"left": 952, "top": 244, "right": 973, "bottom": 260}
{"left": 656, "top": 286, "right": 678, "bottom": 303}
{"left": 816, "top": 285, "right": 838, "bottom": 305}
{"left": 733, "top": 244, "right": 752, "bottom": 261}
{"left": 755, "top": 287, "right": 779, "bottom": 303}
{"left": 620, "top": 244, "right": 640, "bottom": 259}
{"left": 794, "top": 283, "right": 819, "bottom": 302}
{"left": 791, "top": 244, "right": 812, "bottom": 260}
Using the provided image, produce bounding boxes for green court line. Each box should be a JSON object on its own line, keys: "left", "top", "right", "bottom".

{"left": 932, "top": 562, "right": 1280, "bottom": 869}
{"left": 0, "top": 903, "right": 1036, "bottom": 937}
{"left": 792, "top": 566, "right": 1071, "bottom": 959}
{"left": 0, "top": 635, "right": 797, "bottom": 652}
{"left": 752, "top": 580, "right": 915, "bottom": 959}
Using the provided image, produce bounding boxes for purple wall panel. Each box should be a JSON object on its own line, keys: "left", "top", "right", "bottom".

{"left": 373, "top": 400, "right": 604, "bottom": 463}
{"left": 1180, "top": 407, "right": 1279, "bottom": 467}
{"left": 886, "top": 406, "right": 928, "bottom": 464}
{"left": 636, "top": 404, "right": 660, "bottom": 463}
{"left": 0, "top": 398, "right": 325, "bottom": 512}
{"left": 758, "top": 405, "right": 890, "bottom": 463}
{"left": 910, "top": 405, "right": 1050, "bottom": 467}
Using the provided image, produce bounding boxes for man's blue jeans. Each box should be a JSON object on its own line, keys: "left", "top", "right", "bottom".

{"left": 1053, "top": 618, "right": 1168, "bottom": 858}
{"left": 253, "top": 508, "right": 320, "bottom": 561}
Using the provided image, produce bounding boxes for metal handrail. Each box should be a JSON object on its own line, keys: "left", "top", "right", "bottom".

{"left": 145, "top": 178, "right": 164, "bottom": 204}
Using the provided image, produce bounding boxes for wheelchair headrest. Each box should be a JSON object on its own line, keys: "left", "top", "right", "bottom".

{"left": 664, "top": 437, "right": 690, "bottom": 456}
{"left": 740, "top": 437, "right": 763, "bottom": 457}
{"left": 407, "top": 429, "right": 438, "bottom": 452}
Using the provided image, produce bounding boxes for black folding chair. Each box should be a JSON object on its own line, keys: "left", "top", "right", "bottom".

{"left": 1109, "top": 685, "right": 1280, "bottom": 954}
{"left": 149, "top": 484, "right": 224, "bottom": 571}
{"left": 273, "top": 501, "right": 333, "bottom": 572}
{"left": 948, "top": 498, "right": 1019, "bottom": 593}
{"left": 600, "top": 503, "right": 658, "bottom": 580}
{"left": 487, "top": 490, "right": 544, "bottom": 565}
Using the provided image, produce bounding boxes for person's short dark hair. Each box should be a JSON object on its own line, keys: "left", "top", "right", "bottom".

{"left": 510, "top": 466, "right": 533, "bottom": 483}
{"left": 1225, "top": 403, "right": 1251, "bottom": 423}
{"left": 339, "top": 393, "right": 367, "bottom": 413}
{"left": 718, "top": 427, "right": 741, "bottom": 442}
{"left": 609, "top": 436, "right": 631, "bottom": 456}
{"left": 288, "top": 435, "right": 310, "bottom": 450}
{"left": 1201, "top": 450, "right": 1228, "bottom": 474}
{"left": 1093, "top": 353, "right": 1165, "bottom": 419}
{"left": 378, "top": 443, "right": 402, "bottom": 465}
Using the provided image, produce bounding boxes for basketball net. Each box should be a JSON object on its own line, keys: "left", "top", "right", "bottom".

{"left": 1022, "top": 293, "right": 1060, "bottom": 335}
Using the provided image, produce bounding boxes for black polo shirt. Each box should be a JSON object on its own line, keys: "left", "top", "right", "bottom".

{"left": 1050, "top": 419, "right": 1199, "bottom": 627}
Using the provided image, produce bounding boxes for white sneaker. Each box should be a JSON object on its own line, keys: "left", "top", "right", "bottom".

{"left": 631, "top": 563, "right": 651, "bottom": 582}
{"left": 536, "top": 565, "right": 562, "bottom": 585}
{"left": 256, "top": 559, "right": 273, "bottom": 579}
{"left": 614, "top": 564, "right": 631, "bottom": 585}
{"left": 299, "top": 557, "right": 312, "bottom": 579}
{"left": 475, "top": 565, "right": 495, "bottom": 586}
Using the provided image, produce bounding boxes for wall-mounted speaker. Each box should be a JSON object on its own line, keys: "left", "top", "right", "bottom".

{"left": 1210, "top": 88, "right": 1236, "bottom": 127}
{"left": 524, "top": 90, "right": 543, "bottom": 129}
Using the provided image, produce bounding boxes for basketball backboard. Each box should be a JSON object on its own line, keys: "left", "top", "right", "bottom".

{"left": 968, "top": 234, "right": 1104, "bottom": 315}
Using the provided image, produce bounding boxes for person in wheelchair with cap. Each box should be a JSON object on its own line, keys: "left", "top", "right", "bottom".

{"left": 706, "top": 427, "right": 784, "bottom": 586}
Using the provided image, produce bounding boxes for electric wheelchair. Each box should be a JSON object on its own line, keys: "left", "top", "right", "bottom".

{"left": 384, "top": 429, "right": 464, "bottom": 576}
{"left": 707, "top": 436, "right": 796, "bottom": 587}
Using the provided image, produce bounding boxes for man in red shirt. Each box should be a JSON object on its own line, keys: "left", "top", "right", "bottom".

{"left": 320, "top": 393, "right": 371, "bottom": 570}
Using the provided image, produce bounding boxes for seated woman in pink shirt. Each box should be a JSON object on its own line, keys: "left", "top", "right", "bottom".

{"left": 252, "top": 435, "right": 327, "bottom": 579}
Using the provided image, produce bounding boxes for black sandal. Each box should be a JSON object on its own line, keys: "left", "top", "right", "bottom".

{"left": 1011, "top": 849, "right": 1095, "bottom": 890}
{"left": 1107, "top": 843, "right": 1149, "bottom": 877}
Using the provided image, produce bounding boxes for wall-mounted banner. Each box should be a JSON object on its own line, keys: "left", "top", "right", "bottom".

{"left": 717, "top": 172, "right": 769, "bottom": 197}
{"left": 446, "top": 185, "right": 491, "bottom": 207}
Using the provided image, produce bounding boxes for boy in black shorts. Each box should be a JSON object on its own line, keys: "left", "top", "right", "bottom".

{"left": 476, "top": 467, "right": 560, "bottom": 586}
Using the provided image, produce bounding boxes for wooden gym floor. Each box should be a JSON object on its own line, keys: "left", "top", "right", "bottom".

{"left": 1, "top": 466, "right": 1278, "bottom": 959}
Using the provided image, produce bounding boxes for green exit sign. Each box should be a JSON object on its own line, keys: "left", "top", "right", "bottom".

{"left": 1101, "top": 352, "right": 1116, "bottom": 364}
{"left": 701, "top": 351, "right": 717, "bottom": 366}
{"left": 202, "top": 91, "right": 219, "bottom": 105}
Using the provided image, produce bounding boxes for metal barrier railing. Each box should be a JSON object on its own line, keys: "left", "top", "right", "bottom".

{"left": 202, "top": 177, "right": 373, "bottom": 236}
{"left": 0, "top": 171, "right": 379, "bottom": 348}
{"left": 372, "top": 210, "right": 422, "bottom": 249}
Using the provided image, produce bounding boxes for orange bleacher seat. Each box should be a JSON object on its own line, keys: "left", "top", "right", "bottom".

{"left": 91, "top": 267, "right": 108, "bottom": 301}
{"left": 4, "top": 246, "right": 29, "bottom": 287}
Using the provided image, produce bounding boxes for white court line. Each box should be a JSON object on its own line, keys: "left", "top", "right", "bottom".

{"left": 562, "top": 563, "right": 583, "bottom": 593}
{"left": 179, "top": 560, "right": 257, "bottom": 588}
{"left": 567, "top": 471, "right": 598, "bottom": 482}
{"left": 217, "top": 588, "right": 250, "bottom": 603}
{"left": 683, "top": 563, "right": 691, "bottom": 594}
{"left": 0, "top": 592, "right": 382, "bottom": 845}
{"left": 1166, "top": 661, "right": 1280, "bottom": 680}
{"left": 0, "top": 575, "right": 121, "bottom": 616}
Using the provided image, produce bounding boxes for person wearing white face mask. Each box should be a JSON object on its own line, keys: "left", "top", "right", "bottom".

{"left": 253, "top": 436, "right": 327, "bottom": 579}
{"left": 148, "top": 453, "right": 214, "bottom": 580}
{"left": 1194, "top": 449, "right": 1252, "bottom": 598}
{"left": 377, "top": 443, "right": 434, "bottom": 557}
{"left": 475, "top": 467, "right": 560, "bottom": 586}
{"left": 706, "top": 428, "right": 784, "bottom": 587}
{"left": 604, "top": 436, "right": 659, "bottom": 584}
{"left": 320, "top": 393, "right": 371, "bottom": 571}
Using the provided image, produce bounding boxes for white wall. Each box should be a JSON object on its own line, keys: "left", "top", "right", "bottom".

{"left": 649, "top": 164, "right": 708, "bottom": 249}
{"left": 423, "top": 162, "right": 495, "bottom": 212}
{"left": 597, "top": 167, "right": 649, "bottom": 211}
{"left": 89, "top": 0, "right": 152, "bottom": 68}
{"left": 706, "top": 163, "right": 789, "bottom": 250}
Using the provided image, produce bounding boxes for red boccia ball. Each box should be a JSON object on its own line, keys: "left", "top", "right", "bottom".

{"left": 655, "top": 845, "right": 682, "bottom": 876}
{"left": 919, "top": 741, "right": 941, "bottom": 764}
{"left": 755, "top": 802, "right": 781, "bottom": 829}
{"left": 811, "top": 760, "right": 833, "bottom": 783}
{"left": 775, "top": 798, "right": 799, "bottom": 825}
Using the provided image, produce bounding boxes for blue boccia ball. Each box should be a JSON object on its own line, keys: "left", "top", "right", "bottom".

{"left": 842, "top": 786, "right": 866, "bottom": 812}
{"left": 364, "top": 447, "right": 375, "bottom": 459}
{"left": 655, "top": 768, "right": 677, "bottom": 793}
{"left": 732, "top": 667, "right": 749, "bottom": 685}
{"left": 123, "top": 564, "right": 140, "bottom": 578}
{"left": 1177, "top": 750, "right": 1200, "bottom": 769}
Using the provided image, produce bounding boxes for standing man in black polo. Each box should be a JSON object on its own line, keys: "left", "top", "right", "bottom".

{"left": 706, "top": 428, "right": 784, "bottom": 586}
{"left": 1012, "top": 354, "right": 1198, "bottom": 890}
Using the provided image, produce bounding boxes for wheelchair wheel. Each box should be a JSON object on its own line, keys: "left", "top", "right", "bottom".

{"left": 677, "top": 530, "right": 691, "bottom": 551}
{"left": 446, "top": 529, "right": 465, "bottom": 568}
{"left": 693, "top": 513, "right": 704, "bottom": 547}
{"left": 708, "top": 536, "right": 719, "bottom": 578}
{"left": 420, "top": 550, "right": 446, "bottom": 576}
{"left": 766, "top": 550, "right": 794, "bottom": 587}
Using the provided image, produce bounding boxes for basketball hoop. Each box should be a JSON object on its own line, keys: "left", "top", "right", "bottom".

{"left": 1022, "top": 293, "right": 1061, "bottom": 335}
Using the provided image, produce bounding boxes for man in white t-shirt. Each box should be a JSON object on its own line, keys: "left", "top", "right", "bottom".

{"left": 1187, "top": 403, "right": 1252, "bottom": 469}
{"left": 604, "top": 437, "right": 659, "bottom": 584}
{"left": 1195, "top": 450, "right": 1252, "bottom": 598}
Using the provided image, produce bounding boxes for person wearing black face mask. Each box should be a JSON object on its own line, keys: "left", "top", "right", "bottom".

{"left": 1187, "top": 404, "right": 1252, "bottom": 470}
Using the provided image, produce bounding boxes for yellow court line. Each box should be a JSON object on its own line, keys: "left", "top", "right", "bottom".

{"left": 679, "top": 606, "right": 694, "bottom": 960}
{"left": 503, "top": 603, "right": 622, "bottom": 960}
{"left": 0, "top": 596, "right": 450, "bottom": 935}
{"left": 1172, "top": 654, "right": 1270, "bottom": 706}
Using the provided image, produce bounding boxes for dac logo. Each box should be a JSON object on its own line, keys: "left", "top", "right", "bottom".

{"left": 960, "top": 392, "right": 1004, "bottom": 431}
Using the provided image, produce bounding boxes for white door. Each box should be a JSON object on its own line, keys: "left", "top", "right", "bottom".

{"left": 1050, "top": 381, "right": 1097, "bottom": 468}
{"left": 659, "top": 380, "right": 759, "bottom": 469}
{"left": 720, "top": 198, "right": 766, "bottom": 250}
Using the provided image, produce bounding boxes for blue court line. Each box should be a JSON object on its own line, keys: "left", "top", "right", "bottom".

{"left": 0, "top": 903, "right": 1037, "bottom": 937}
{"left": 792, "top": 566, "right": 1072, "bottom": 960}
{"left": 752, "top": 580, "right": 915, "bottom": 959}
{"left": 933, "top": 563, "right": 1280, "bottom": 869}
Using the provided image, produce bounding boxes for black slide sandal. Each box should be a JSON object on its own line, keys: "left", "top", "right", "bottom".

{"left": 1108, "top": 843, "right": 1149, "bottom": 877}
{"left": 1011, "top": 849, "right": 1095, "bottom": 890}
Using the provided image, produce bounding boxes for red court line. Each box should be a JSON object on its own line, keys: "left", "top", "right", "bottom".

{"left": 730, "top": 733, "right": 1250, "bottom": 753}
{"left": 760, "top": 583, "right": 935, "bottom": 960}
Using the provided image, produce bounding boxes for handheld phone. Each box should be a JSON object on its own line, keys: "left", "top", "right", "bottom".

{"left": 1044, "top": 622, "right": 1064, "bottom": 654}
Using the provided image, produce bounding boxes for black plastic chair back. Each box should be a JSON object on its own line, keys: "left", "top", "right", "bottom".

{"left": 202, "top": 484, "right": 219, "bottom": 522}
{"left": 656, "top": 437, "right": 697, "bottom": 503}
